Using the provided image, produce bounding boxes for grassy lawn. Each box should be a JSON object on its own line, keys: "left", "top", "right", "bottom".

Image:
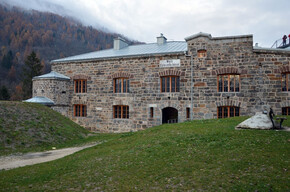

{"left": 0, "top": 116, "right": 289, "bottom": 191}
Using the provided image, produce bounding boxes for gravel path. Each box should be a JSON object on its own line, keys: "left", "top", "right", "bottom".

{"left": 0, "top": 143, "right": 99, "bottom": 170}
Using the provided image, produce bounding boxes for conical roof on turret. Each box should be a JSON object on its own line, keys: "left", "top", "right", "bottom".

{"left": 23, "top": 96, "right": 54, "bottom": 106}
{"left": 33, "top": 71, "right": 70, "bottom": 80}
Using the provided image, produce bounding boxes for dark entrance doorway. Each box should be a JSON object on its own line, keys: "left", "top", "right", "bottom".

{"left": 162, "top": 107, "right": 178, "bottom": 124}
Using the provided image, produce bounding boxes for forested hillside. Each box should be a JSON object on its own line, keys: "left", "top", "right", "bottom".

{"left": 0, "top": 4, "right": 137, "bottom": 100}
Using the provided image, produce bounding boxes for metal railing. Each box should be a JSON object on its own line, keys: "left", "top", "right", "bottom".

{"left": 271, "top": 39, "right": 283, "bottom": 48}
{"left": 271, "top": 38, "right": 290, "bottom": 49}
{"left": 167, "top": 119, "right": 177, "bottom": 124}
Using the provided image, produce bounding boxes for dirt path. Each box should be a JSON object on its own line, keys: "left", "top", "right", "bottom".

{"left": 0, "top": 143, "right": 99, "bottom": 170}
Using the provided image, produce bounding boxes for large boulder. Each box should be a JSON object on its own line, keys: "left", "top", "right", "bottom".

{"left": 235, "top": 113, "right": 273, "bottom": 130}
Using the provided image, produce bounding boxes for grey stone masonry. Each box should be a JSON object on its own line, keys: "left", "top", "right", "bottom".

{"left": 186, "top": 34, "right": 290, "bottom": 119}
{"left": 33, "top": 78, "right": 70, "bottom": 116}
{"left": 32, "top": 32, "right": 290, "bottom": 132}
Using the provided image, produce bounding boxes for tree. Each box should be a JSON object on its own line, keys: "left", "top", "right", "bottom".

{"left": 0, "top": 85, "right": 10, "bottom": 100}
{"left": 10, "top": 84, "right": 23, "bottom": 101}
{"left": 22, "top": 51, "right": 42, "bottom": 99}
{"left": 1, "top": 50, "right": 13, "bottom": 69}
{"left": 7, "top": 65, "right": 16, "bottom": 81}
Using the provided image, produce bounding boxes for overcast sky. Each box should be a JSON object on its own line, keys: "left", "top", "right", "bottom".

{"left": 2, "top": 0, "right": 290, "bottom": 47}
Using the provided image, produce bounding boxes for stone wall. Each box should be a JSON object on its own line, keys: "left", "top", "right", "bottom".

{"left": 52, "top": 54, "right": 193, "bottom": 132}
{"left": 50, "top": 34, "right": 290, "bottom": 132}
{"left": 33, "top": 78, "right": 70, "bottom": 116}
{"left": 186, "top": 35, "right": 290, "bottom": 119}
{"left": 253, "top": 49, "right": 290, "bottom": 113}
{"left": 51, "top": 105, "right": 70, "bottom": 116}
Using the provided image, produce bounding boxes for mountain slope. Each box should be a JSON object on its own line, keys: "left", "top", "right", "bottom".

{"left": 0, "top": 4, "right": 138, "bottom": 98}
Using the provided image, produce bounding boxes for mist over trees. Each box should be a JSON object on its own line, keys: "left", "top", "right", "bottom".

{"left": 0, "top": 4, "right": 137, "bottom": 101}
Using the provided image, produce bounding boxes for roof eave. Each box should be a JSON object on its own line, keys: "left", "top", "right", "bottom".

{"left": 51, "top": 51, "right": 187, "bottom": 64}
{"left": 32, "top": 77, "right": 70, "bottom": 81}
{"left": 253, "top": 47, "right": 290, "bottom": 54}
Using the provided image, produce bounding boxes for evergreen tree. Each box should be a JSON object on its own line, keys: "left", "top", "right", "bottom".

{"left": 22, "top": 51, "right": 42, "bottom": 99}
{"left": 0, "top": 85, "right": 10, "bottom": 100}
{"left": 1, "top": 50, "right": 13, "bottom": 69}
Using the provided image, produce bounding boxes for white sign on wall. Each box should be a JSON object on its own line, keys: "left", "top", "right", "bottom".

{"left": 160, "top": 59, "right": 180, "bottom": 68}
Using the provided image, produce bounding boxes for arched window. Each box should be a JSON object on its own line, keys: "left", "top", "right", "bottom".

{"left": 74, "top": 104, "right": 87, "bottom": 117}
{"left": 161, "top": 76, "right": 180, "bottom": 92}
{"left": 217, "top": 106, "right": 240, "bottom": 118}
{"left": 217, "top": 74, "right": 240, "bottom": 92}
{"left": 113, "top": 105, "right": 129, "bottom": 119}
{"left": 114, "top": 77, "right": 129, "bottom": 93}
{"left": 74, "top": 79, "right": 87, "bottom": 93}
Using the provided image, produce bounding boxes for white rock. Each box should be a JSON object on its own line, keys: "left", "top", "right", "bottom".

{"left": 235, "top": 114, "right": 273, "bottom": 130}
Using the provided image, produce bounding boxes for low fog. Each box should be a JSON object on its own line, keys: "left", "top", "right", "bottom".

{"left": 1, "top": 0, "right": 289, "bottom": 47}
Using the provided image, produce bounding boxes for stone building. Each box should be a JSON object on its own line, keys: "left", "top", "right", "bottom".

{"left": 29, "top": 32, "right": 290, "bottom": 132}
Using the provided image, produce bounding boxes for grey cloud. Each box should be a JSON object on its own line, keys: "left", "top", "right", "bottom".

{"left": 1, "top": 0, "right": 289, "bottom": 46}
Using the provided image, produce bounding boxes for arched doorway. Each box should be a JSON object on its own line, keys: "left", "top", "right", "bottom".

{"left": 162, "top": 107, "right": 178, "bottom": 124}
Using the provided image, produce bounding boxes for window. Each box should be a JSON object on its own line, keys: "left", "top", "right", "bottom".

{"left": 161, "top": 76, "right": 180, "bottom": 92}
{"left": 150, "top": 107, "right": 154, "bottom": 118}
{"left": 217, "top": 106, "right": 239, "bottom": 118}
{"left": 218, "top": 74, "right": 240, "bottom": 92}
{"left": 114, "top": 78, "right": 129, "bottom": 93}
{"left": 282, "top": 107, "right": 290, "bottom": 115}
{"left": 74, "top": 104, "right": 87, "bottom": 117}
{"left": 113, "top": 105, "right": 129, "bottom": 119}
{"left": 198, "top": 50, "right": 207, "bottom": 58}
{"left": 74, "top": 79, "right": 87, "bottom": 93}
{"left": 186, "top": 107, "right": 190, "bottom": 119}
{"left": 282, "top": 73, "right": 290, "bottom": 91}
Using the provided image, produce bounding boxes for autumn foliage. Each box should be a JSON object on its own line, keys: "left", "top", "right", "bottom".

{"left": 0, "top": 4, "right": 136, "bottom": 100}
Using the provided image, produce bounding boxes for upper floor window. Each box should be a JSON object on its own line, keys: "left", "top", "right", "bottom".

{"left": 218, "top": 106, "right": 240, "bottom": 118}
{"left": 113, "top": 105, "right": 129, "bottom": 119}
{"left": 218, "top": 74, "right": 240, "bottom": 92}
{"left": 282, "top": 73, "right": 289, "bottom": 91}
{"left": 74, "top": 79, "right": 87, "bottom": 93}
{"left": 198, "top": 50, "right": 207, "bottom": 58}
{"left": 74, "top": 104, "right": 87, "bottom": 117}
{"left": 161, "top": 76, "right": 180, "bottom": 92}
{"left": 282, "top": 107, "right": 290, "bottom": 115}
{"left": 114, "top": 78, "right": 129, "bottom": 93}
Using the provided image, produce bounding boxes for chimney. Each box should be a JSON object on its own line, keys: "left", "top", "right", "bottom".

{"left": 114, "top": 37, "right": 128, "bottom": 50}
{"left": 157, "top": 33, "right": 167, "bottom": 45}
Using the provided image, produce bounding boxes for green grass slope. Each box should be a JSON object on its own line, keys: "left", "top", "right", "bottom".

{"left": 1, "top": 117, "right": 289, "bottom": 191}
{"left": 0, "top": 101, "right": 90, "bottom": 155}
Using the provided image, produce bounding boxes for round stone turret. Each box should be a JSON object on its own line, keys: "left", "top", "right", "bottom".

{"left": 32, "top": 71, "right": 70, "bottom": 115}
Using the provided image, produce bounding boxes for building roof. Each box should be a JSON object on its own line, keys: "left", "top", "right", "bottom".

{"left": 184, "top": 32, "right": 212, "bottom": 41}
{"left": 51, "top": 41, "right": 187, "bottom": 63}
{"left": 23, "top": 96, "right": 54, "bottom": 106}
{"left": 253, "top": 46, "right": 290, "bottom": 53}
{"left": 51, "top": 32, "right": 290, "bottom": 64}
{"left": 33, "top": 71, "right": 70, "bottom": 80}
